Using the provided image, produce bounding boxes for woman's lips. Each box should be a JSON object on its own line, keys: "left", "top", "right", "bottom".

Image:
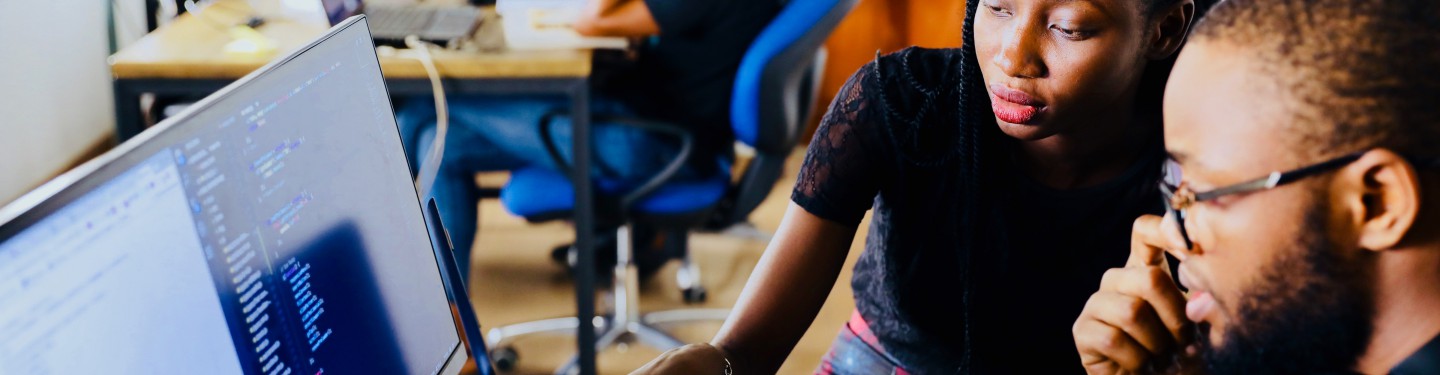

{"left": 988, "top": 84, "right": 1045, "bottom": 124}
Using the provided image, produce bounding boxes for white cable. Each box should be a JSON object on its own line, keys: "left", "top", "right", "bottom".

{"left": 404, "top": 36, "right": 450, "bottom": 197}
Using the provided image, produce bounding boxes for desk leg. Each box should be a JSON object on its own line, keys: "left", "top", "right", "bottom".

{"left": 569, "top": 81, "right": 597, "bottom": 375}
{"left": 113, "top": 80, "right": 145, "bottom": 142}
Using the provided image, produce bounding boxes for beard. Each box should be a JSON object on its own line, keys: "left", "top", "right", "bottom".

{"left": 1193, "top": 202, "right": 1377, "bottom": 374}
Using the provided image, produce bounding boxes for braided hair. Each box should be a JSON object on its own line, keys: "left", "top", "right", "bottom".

{"left": 953, "top": 1, "right": 991, "bottom": 370}
{"left": 949, "top": 0, "right": 1216, "bottom": 371}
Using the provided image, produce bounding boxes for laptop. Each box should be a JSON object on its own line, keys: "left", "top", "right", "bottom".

{"left": 0, "top": 16, "right": 488, "bottom": 375}
{"left": 323, "top": 0, "right": 482, "bottom": 45}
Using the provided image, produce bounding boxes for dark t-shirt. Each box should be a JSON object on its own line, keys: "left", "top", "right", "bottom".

{"left": 792, "top": 47, "right": 1165, "bottom": 373}
{"left": 601, "top": 0, "right": 780, "bottom": 154}
{"left": 1394, "top": 334, "right": 1440, "bottom": 375}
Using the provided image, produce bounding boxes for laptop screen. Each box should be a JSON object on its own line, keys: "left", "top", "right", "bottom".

{"left": 0, "top": 18, "right": 463, "bottom": 375}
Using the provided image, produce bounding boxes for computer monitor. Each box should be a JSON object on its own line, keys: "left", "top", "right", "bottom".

{"left": 0, "top": 17, "right": 470, "bottom": 375}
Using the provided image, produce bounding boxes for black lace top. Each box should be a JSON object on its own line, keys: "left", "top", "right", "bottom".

{"left": 793, "top": 47, "right": 1166, "bottom": 373}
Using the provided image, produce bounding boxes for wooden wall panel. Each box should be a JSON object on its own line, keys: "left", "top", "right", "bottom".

{"left": 907, "top": 0, "right": 966, "bottom": 48}
{"left": 804, "top": 0, "right": 966, "bottom": 141}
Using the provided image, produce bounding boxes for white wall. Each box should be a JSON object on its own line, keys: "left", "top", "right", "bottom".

{"left": 0, "top": 0, "right": 148, "bottom": 206}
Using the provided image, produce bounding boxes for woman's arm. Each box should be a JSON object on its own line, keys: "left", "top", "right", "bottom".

{"left": 574, "top": 0, "right": 659, "bottom": 37}
{"left": 632, "top": 203, "right": 858, "bottom": 374}
{"left": 635, "top": 61, "right": 884, "bottom": 375}
{"left": 713, "top": 203, "right": 858, "bottom": 373}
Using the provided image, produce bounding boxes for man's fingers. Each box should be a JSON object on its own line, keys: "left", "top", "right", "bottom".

{"left": 1074, "top": 317, "right": 1151, "bottom": 372}
{"left": 1099, "top": 267, "right": 1194, "bottom": 344}
{"left": 1082, "top": 213, "right": 1196, "bottom": 374}
{"left": 1084, "top": 291, "right": 1174, "bottom": 356}
{"left": 1128, "top": 215, "right": 1169, "bottom": 267}
{"left": 1159, "top": 210, "right": 1192, "bottom": 261}
{"left": 1116, "top": 267, "right": 1192, "bottom": 344}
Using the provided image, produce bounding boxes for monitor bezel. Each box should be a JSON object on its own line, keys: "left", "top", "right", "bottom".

{"left": 0, "top": 16, "right": 468, "bottom": 375}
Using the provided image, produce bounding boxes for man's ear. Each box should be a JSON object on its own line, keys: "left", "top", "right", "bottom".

{"left": 1146, "top": 0, "right": 1195, "bottom": 60}
{"left": 1340, "top": 149, "right": 1422, "bottom": 251}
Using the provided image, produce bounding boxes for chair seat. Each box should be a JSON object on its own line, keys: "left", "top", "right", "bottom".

{"left": 500, "top": 166, "right": 730, "bottom": 218}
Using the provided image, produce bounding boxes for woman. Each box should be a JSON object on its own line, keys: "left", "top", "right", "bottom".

{"left": 635, "top": 0, "right": 1211, "bottom": 372}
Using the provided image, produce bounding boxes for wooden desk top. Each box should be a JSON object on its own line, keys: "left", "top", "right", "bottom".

{"left": 109, "top": 0, "right": 591, "bottom": 80}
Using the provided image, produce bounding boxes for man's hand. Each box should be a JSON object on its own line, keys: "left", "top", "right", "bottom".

{"left": 1073, "top": 215, "right": 1192, "bottom": 374}
{"left": 630, "top": 343, "right": 729, "bottom": 375}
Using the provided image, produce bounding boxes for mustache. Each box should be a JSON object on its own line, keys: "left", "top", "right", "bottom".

{"left": 1188, "top": 202, "right": 1376, "bottom": 374}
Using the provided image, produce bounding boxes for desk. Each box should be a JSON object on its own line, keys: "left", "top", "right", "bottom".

{"left": 109, "top": 2, "right": 604, "bottom": 374}
{"left": 109, "top": 2, "right": 596, "bottom": 139}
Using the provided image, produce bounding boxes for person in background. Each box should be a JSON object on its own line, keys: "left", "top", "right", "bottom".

{"left": 632, "top": 0, "right": 1211, "bottom": 372}
{"left": 395, "top": 0, "right": 781, "bottom": 278}
{"left": 1072, "top": 0, "right": 1440, "bottom": 373}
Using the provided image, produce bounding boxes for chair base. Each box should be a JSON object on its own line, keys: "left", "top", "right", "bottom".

{"left": 484, "top": 226, "right": 729, "bottom": 374}
{"left": 486, "top": 309, "right": 730, "bottom": 374}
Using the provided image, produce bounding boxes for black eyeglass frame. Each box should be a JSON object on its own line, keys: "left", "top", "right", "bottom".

{"left": 1158, "top": 151, "right": 1374, "bottom": 250}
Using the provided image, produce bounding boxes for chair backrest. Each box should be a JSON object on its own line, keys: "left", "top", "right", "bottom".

{"left": 714, "top": 0, "right": 858, "bottom": 227}
{"left": 731, "top": 0, "right": 857, "bottom": 152}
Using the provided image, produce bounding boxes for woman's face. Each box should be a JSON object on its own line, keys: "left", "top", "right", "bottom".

{"left": 974, "top": 0, "right": 1160, "bottom": 141}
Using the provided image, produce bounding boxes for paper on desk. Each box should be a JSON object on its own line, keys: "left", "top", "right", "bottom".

{"left": 494, "top": 0, "right": 585, "bottom": 16}
{"left": 224, "top": 26, "right": 279, "bottom": 55}
{"left": 496, "top": 0, "right": 628, "bottom": 50}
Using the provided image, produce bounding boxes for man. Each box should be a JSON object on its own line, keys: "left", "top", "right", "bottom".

{"left": 397, "top": 0, "right": 781, "bottom": 278}
{"left": 1072, "top": 0, "right": 1440, "bottom": 373}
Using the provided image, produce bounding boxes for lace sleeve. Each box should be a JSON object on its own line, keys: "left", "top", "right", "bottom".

{"left": 791, "top": 63, "right": 892, "bottom": 226}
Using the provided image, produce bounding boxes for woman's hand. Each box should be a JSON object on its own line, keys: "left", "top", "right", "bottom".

{"left": 634, "top": 203, "right": 857, "bottom": 374}
{"left": 1073, "top": 215, "right": 1193, "bottom": 374}
{"left": 630, "top": 343, "right": 730, "bottom": 375}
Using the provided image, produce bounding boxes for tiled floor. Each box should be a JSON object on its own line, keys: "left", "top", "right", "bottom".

{"left": 465, "top": 149, "right": 869, "bottom": 374}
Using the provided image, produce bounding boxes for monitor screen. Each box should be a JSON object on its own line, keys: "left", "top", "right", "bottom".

{"left": 0, "top": 18, "right": 463, "bottom": 375}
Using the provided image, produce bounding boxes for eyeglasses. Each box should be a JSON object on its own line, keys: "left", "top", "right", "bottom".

{"left": 1158, "top": 151, "right": 1367, "bottom": 250}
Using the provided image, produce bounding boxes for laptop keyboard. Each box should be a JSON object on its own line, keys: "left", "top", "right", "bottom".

{"left": 368, "top": 6, "right": 482, "bottom": 41}
{"left": 426, "top": 8, "right": 483, "bottom": 36}
{"left": 369, "top": 7, "right": 435, "bottom": 36}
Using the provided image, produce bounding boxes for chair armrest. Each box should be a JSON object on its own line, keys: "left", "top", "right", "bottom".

{"left": 537, "top": 110, "right": 696, "bottom": 213}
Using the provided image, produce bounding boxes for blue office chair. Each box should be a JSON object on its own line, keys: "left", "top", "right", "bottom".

{"left": 483, "top": 0, "right": 859, "bottom": 371}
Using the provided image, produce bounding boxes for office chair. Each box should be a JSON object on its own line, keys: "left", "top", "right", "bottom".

{"left": 481, "top": 0, "right": 859, "bottom": 371}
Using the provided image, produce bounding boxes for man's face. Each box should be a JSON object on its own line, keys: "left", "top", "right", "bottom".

{"left": 1161, "top": 40, "right": 1376, "bottom": 373}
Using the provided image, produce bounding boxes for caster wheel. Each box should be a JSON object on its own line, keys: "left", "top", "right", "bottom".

{"left": 491, "top": 346, "right": 519, "bottom": 372}
{"left": 682, "top": 287, "right": 707, "bottom": 304}
{"left": 551, "top": 244, "right": 577, "bottom": 268}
